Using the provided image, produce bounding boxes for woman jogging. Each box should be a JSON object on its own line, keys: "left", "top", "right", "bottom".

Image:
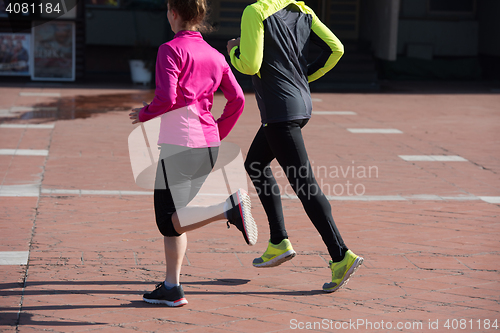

{"left": 129, "top": 0, "right": 257, "bottom": 307}
{"left": 227, "top": 0, "right": 363, "bottom": 293}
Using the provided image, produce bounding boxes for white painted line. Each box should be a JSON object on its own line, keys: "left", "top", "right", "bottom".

{"left": 399, "top": 155, "right": 434, "bottom": 161}
{"left": 19, "top": 92, "right": 61, "bottom": 97}
{"left": 403, "top": 194, "right": 443, "bottom": 201}
{"left": 0, "top": 184, "right": 40, "bottom": 197}
{"left": 312, "top": 98, "right": 323, "bottom": 102}
{"left": 41, "top": 189, "right": 232, "bottom": 196}
{"left": 119, "top": 190, "right": 155, "bottom": 196}
{"left": 41, "top": 189, "right": 80, "bottom": 195}
{"left": 0, "top": 124, "right": 55, "bottom": 129}
{"left": 479, "top": 196, "right": 500, "bottom": 204}
{"left": 9, "top": 106, "right": 58, "bottom": 112}
{"left": 0, "top": 251, "right": 29, "bottom": 265}
{"left": 439, "top": 196, "right": 479, "bottom": 201}
{"left": 195, "top": 193, "right": 228, "bottom": 197}
{"left": 0, "top": 106, "right": 45, "bottom": 117}
{"left": 81, "top": 190, "right": 125, "bottom": 195}
{"left": 0, "top": 109, "right": 16, "bottom": 117}
{"left": 41, "top": 189, "right": 154, "bottom": 196}
{"left": 32, "top": 188, "right": 498, "bottom": 204}
{"left": 399, "top": 155, "right": 468, "bottom": 162}
{"left": 10, "top": 106, "right": 34, "bottom": 112}
{"left": 0, "top": 149, "right": 48, "bottom": 156}
{"left": 327, "top": 195, "right": 406, "bottom": 201}
{"left": 424, "top": 155, "right": 468, "bottom": 162}
{"left": 313, "top": 111, "right": 357, "bottom": 115}
{"left": 285, "top": 194, "right": 481, "bottom": 202}
{"left": 347, "top": 128, "right": 403, "bottom": 134}
{"left": 81, "top": 190, "right": 155, "bottom": 196}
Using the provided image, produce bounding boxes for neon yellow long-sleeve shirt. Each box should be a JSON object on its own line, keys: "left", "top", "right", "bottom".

{"left": 229, "top": 0, "right": 343, "bottom": 123}
{"left": 230, "top": 0, "right": 344, "bottom": 83}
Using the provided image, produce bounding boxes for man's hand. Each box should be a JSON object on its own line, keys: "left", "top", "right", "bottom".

{"left": 129, "top": 101, "right": 148, "bottom": 124}
{"left": 226, "top": 37, "right": 240, "bottom": 55}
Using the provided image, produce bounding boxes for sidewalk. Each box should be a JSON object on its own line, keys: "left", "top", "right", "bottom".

{"left": 0, "top": 83, "right": 499, "bottom": 332}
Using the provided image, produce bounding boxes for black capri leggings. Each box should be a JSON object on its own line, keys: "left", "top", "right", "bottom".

{"left": 154, "top": 144, "right": 219, "bottom": 237}
{"left": 244, "top": 119, "right": 348, "bottom": 261}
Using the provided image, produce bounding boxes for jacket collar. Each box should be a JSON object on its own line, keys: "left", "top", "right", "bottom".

{"left": 174, "top": 30, "right": 202, "bottom": 39}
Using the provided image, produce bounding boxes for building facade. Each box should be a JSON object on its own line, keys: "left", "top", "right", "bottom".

{"left": 1, "top": 0, "right": 498, "bottom": 83}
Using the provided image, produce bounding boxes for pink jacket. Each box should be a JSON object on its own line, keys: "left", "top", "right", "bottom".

{"left": 138, "top": 31, "right": 244, "bottom": 148}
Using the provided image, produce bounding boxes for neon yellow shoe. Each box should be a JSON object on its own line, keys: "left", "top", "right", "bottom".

{"left": 323, "top": 250, "right": 363, "bottom": 293}
{"left": 252, "top": 239, "right": 296, "bottom": 267}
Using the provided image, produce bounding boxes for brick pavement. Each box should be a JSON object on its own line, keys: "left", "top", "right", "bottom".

{"left": 0, "top": 83, "right": 499, "bottom": 332}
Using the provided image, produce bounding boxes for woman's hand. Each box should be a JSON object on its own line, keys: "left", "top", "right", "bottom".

{"left": 226, "top": 37, "right": 240, "bottom": 55}
{"left": 129, "top": 101, "right": 149, "bottom": 124}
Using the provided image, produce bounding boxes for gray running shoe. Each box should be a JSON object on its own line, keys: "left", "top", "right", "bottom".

{"left": 226, "top": 189, "right": 258, "bottom": 245}
{"left": 143, "top": 283, "right": 188, "bottom": 307}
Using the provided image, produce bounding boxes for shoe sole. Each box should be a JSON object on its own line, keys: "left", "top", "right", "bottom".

{"left": 237, "top": 189, "right": 258, "bottom": 246}
{"left": 253, "top": 250, "right": 296, "bottom": 268}
{"left": 143, "top": 296, "right": 188, "bottom": 307}
{"left": 323, "top": 256, "right": 364, "bottom": 293}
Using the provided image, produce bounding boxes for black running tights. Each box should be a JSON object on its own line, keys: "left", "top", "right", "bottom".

{"left": 244, "top": 119, "right": 348, "bottom": 262}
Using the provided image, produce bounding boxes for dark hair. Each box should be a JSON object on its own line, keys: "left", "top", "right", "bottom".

{"left": 168, "top": 0, "right": 213, "bottom": 33}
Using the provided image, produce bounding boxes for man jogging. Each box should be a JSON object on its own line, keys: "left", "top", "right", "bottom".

{"left": 227, "top": 0, "right": 363, "bottom": 292}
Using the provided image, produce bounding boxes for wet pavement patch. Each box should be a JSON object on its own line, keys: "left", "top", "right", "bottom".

{"left": 1, "top": 91, "right": 155, "bottom": 123}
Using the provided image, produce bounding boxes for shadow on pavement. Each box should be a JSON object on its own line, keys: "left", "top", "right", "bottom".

{"left": 1, "top": 312, "right": 106, "bottom": 327}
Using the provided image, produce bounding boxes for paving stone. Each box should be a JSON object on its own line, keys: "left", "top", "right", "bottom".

{"left": 1, "top": 86, "right": 499, "bottom": 332}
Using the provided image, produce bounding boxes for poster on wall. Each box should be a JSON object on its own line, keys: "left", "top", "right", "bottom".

{"left": 0, "top": 33, "right": 30, "bottom": 76}
{"left": 0, "top": 0, "right": 7, "bottom": 17}
{"left": 31, "top": 21, "right": 75, "bottom": 81}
